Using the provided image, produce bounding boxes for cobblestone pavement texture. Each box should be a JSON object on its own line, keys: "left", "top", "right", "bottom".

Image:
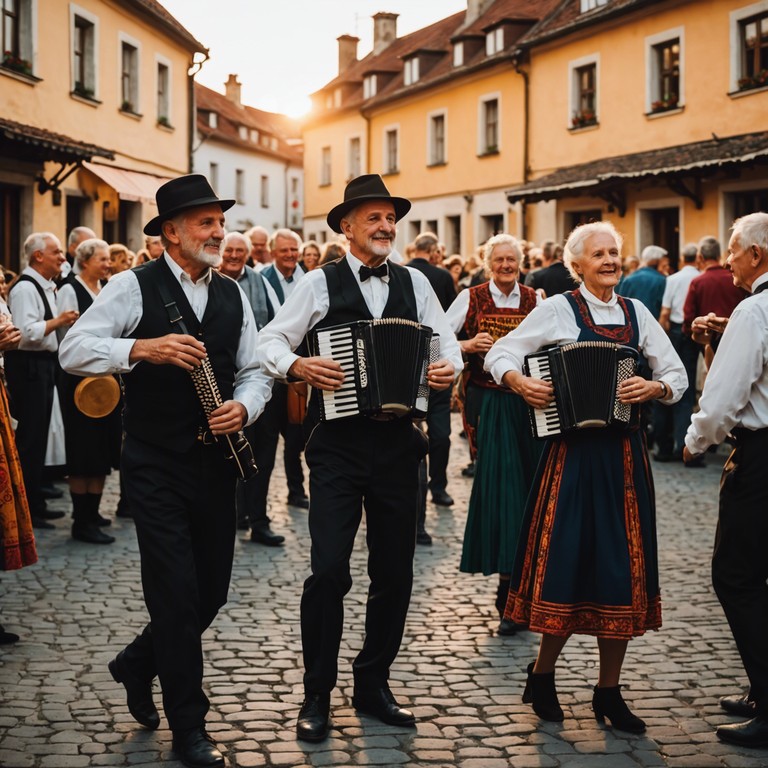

{"left": 1, "top": 414, "right": 766, "bottom": 768}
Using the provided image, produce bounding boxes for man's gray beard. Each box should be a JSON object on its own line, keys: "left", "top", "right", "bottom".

{"left": 367, "top": 238, "right": 392, "bottom": 258}
{"left": 193, "top": 249, "right": 222, "bottom": 268}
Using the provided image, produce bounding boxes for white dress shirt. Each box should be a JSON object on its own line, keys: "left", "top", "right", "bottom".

{"left": 276, "top": 265, "right": 303, "bottom": 301}
{"left": 445, "top": 279, "right": 542, "bottom": 334}
{"left": 258, "top": 252, "right": 464, "bottom": 379}
{"left": 58, "top": 253, "right": 272, "bottom": 424}
{"left": 685, "top": 272, "right": 768, "bottom": 454}
{"left": 484, "top": 284, "right": 687, "bottom": 402}
{"left": 56, "top": 276, "right": 97, "bottom": 343}
{"left": 8, "top": 266, "right": 58, "bottom": 352}
{"left": 661, "top": 265, "right": 699, "bottom": 324}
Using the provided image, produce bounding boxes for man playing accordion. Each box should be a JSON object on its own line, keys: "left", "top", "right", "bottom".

{"left": 258, "top": 174, "right": 462, "bottom": 743}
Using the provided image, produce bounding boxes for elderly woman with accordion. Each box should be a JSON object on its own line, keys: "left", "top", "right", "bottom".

{"left": 57, "top": 238, "right": 122, "bottom": 545}
{"left": 446, "top": 234, "right": 542, "bottom": 635}
{"left": 485, "top": 221, "right": 686, "bottom": 734}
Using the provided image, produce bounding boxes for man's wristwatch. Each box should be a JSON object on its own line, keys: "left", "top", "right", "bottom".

{"left": 658, "top": 381, "right": 668, "bottom": 399}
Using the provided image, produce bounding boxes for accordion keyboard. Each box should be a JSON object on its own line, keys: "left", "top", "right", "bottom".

{"left": 525, "top": 352, "right": 562, "bottom": 437}
{"left": 314, "top": 326, "right": 362, "bottom": 420}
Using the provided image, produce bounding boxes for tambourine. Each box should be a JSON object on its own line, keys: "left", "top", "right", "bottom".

{"left": 74, "top": 376, "right": 120, "bottom": 418}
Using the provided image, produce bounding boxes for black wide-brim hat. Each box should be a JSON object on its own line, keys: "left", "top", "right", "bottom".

{"left": 326, "top": 174, "right": 411, "bottom": 234}
{"left": 144, "top": 174, "right": 236, "bottom": 236}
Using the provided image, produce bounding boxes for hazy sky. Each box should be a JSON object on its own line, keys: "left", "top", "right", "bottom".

{"left": 158, "top": 0, "right": 468, "bottom": 116}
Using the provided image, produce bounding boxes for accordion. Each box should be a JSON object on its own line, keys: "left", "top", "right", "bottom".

{"left": 309, "top": 318, "right": 438, "bottom": 421}
{"left": 523, "top": 341, "right": 638, "bottom": 438}
{"left": 478, "top": 314, "right": 526, "bottom": 342}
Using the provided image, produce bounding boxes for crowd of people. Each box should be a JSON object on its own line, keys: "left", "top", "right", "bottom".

{"left": 1, "top": 171, "right": 767, "bottom": 767}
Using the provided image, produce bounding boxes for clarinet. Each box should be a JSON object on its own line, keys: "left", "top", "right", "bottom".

{"left": 189, "top": 357, "right": 259, "bottom": 481}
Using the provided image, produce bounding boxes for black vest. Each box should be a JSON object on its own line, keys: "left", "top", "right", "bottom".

{"left": 122, "top": 257, "right": 243, "bottom": 452}
{"left": 306, "top": 257, "right": 418, "bottom": 420}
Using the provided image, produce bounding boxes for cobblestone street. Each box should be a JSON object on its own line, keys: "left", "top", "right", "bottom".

{"left": 1, "top": 415, "right": 766, "bottom": 768}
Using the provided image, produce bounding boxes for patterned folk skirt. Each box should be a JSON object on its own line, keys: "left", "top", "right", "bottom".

{"left": 505, "top": 426, "right": 661, "bottom": 639}
{"left": 460, "top": 387, "right": 543, "bottom": 576}
{"left": 0, "top": 379, "right": 37, "bottom": 571}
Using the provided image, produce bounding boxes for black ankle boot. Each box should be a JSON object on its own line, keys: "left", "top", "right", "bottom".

{"left": 495, "top": 578, "right": 510, "bottom": 617}
{"left": 522, "top": 661, "right": 564, "bottom": 722}
{"left": 592, "top": 685, "right": 646, "bottom": 733}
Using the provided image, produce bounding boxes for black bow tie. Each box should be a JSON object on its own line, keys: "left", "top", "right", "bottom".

{"left": 359, "top": 263, "right": 388, "bottom": 281}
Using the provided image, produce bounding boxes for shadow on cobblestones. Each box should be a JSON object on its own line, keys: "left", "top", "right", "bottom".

{"left": 1, "top": 417, "right": 767, "bottom": 767}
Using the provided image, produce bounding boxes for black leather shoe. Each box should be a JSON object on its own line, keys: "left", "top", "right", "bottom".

{"left": 249, "top": 526, "right": 285, "bottom": 546}
{"left": 431, "top": 490, "right": 454, "bottom": 507}
{"left": 95, "top": 514, "right": 112, "bottom": 527}
{"left": 461, "top": 462, "right": 475, "bottom": 478}
{"left": 498, "top": 618, "right": 524, "bottom": 636}
{"left": 717, "top": 715, "right": 768, "bottom": 748}
{"left": 172, "top": 727, "right": 224, "bottom": 767}
{"left": 0, "top": 625, "right": 19, "bottom": 644}
{"left": 108, "top": 652, "right": 160, "bottom": 730}
{"left": 41, "top": 484, "right": 64, "bottom": 499}
{"left": 38, "top": 508, "right": 65, "bottom": 520}
{"left": 287, "top": 494, "right": 309, "bottom": 509}
{"left": 416, "top": 528, "right": 432, "bottom": 546}
{"left": 720, "top": 693, "right": 757, "bottom": 718}
{"left": 31, "top": 516, "right": 55, "bottom": 530}
{"left": 72, "top": 524, "right": 115, "bottom": 544}
{"left": 352, "top": 687, "right": 416, "bottom": 726}
{"left": 296, "top": 693, "right": 331, "bottom": 742}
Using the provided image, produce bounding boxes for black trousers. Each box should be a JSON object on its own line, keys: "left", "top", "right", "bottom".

{"left": 4, "top": 353, "right": 56, "bottom": 517}
{"left": 712, "top": 428, "right": 768, "bottom": 715}
{"left": 301, "top": 416, "right": 427, "bottom": 694}
{"left": 119, "top": 435, "right": 237, "bottom": 731}
{"left": 425, "top": 387, "right": 451, "bottom": 494}
{"left": 237, "top": 382, "right": 305, "bottom": 527}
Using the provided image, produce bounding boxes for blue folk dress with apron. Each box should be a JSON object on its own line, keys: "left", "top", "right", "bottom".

{"left": 505, "top": 290, "right": 662, "bottom": 639}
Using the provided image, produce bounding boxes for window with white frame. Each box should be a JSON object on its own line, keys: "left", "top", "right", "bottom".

{"left": 385, "top": 128, "right": 399, "bottom": 174}
{"left": 480, "top": 96, "right": 499, "bottom": 153}
{"left": 428, "top": 111, "right": 446, "bottom": 165}
{"left": 580, "top": 0, "right": 608, "bottom": 11}
{"left": 156, "top": 59, "right": 171, "bottom": 124}
{"left": 208, "top": 112, "right": 218, "bottom": 129}
{"left": 363, "top": 74, "right": 377, "bottom": 99}
{"left": 404, "top": 56, "right": 420, "bottom": 85}
{"left": 320, "top": 146, "right": 331, "bottom": 186}
{"left": 1, "top": 0, "right": 34, "bottom": 75}
{"left": 646, "top": 31, "right": 682, "bottom": 112}
{"left": 348, "top": 136, "right": 361, "bottom": 179}
{"left": 209, "top": 162, "right": 219, "bottom": 190}
{"left": 569, "top": 56, "right": 599, "bottom": 127}
{"left": 238, "top": 125, "right": 248, "bottom": 140}
{"left": 235, "top": 169, "right": 245, "bottom": 204}
{"left": 485, "top": 26, "right": 504, "bottom": 56}
{"left": 733, "top": 3, "right": 768, "bottom": 91}
{"left": 119, "top": 36, "right": 140, "bottom": 113}
{"left": 333, "top": 88, "right": 342, "bottom": 107}
{"left": 260, "top": 175, "right": 269, "bottom": 208}
{"left": 453, "top": 41, "right": 464, "bottom": 67}
{"left": 71, "top": 8, "right": 97, "bottom": 97}
{"left": 250, "top": 129, "right": 259, "bottom": 143}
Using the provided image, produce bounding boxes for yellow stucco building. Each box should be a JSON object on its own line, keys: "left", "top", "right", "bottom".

{"left": 0, "top": 0, "right": 205, "bottom": 269}
{"left": 303, "top": 0, "right": 768, "bottom": 262}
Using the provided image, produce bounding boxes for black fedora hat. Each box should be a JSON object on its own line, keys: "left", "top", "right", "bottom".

{"left": 143, "top": 174, "right": 236, "bottom": 236}
{"left": 326, "top": 174, "right": 411, "bottom": 234}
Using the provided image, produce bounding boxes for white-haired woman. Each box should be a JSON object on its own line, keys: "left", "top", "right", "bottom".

{"left": 485, "top": 222, "right": 686, "bottom": 733}
{"left": 57, "top": 238, "right": 120, "bottom": 545}
{"left": 447, "top": 234, "right": 542, "bottom": 634}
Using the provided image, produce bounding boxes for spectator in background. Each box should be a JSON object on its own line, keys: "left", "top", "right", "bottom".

{"left": 319, "top": 241, "right": 346, "bottom": 266}
{"left": 144, "top": 235, "right": 164, "bottom": 260}
{"left": 5, "top": 233, "right": 78, "bottom": 529}
{"left": 133, "top": 249, "right": 151, "bottom": 266}
{"left": 655, "top": 243, "right": 701, "bottom": 463}
{"left": 524, "top": 243, "right": 578, "bottom": 298}
{"left": 108, "top": 243, "right": 133, "bottom": 275}
{"left": 64, "top": 226, "right": 97, "bottom": 279}
{"left": 245, "top": 225, "right": 271, "bottom": 270}
{"left": 444, "top": 255, "right": 464, "bottom": 295}
{"left": 617, "top": 245, "right": 668, "bottom": 319}
{"left": 300, "top": 241, "right": 321, "bottom": 272}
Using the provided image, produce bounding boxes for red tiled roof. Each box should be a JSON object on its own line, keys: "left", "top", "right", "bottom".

{"left": 0, "top": 117, "right": 114, "bottom": 163}
{"left": 125, "top": 0, "right": 207, "bottom": 53}
{"left": 505, "top": 131, "right": 768, "bottom": 202}
{"left": 195, "top": 83, "right": 302, "bottom": 165}
{"left": 311, "top": 0, "right": 560, "bottom": 116}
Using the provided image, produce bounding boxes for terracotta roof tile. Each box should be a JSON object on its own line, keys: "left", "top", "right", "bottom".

{"left": 124, "top": 0, "right": 207, "bottom": 53}
{"left": 195, "top": 83, "right": 302, "bottom": 165}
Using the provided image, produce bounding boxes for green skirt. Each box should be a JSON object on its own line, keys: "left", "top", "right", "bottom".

{"left": 460, "top": 386, "right": 542, "bottom": 576}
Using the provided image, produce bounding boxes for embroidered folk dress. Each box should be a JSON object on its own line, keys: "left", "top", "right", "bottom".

{"left": 485, "top": 286, "right": 687, "bottom": 639}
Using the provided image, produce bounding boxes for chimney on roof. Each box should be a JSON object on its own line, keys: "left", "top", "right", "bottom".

{"left": 224, "top": 74, "right": 241, "bottom": 105}
{"left": 337, "top": 34, "right": 359, "bottom": 75}
{"left": 373, "top": 12, "right": 398, "bottom": 55}
{"left": 465, "top": 0, "right": 493, "bottom": 26}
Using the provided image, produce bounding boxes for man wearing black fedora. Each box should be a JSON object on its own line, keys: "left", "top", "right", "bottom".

{"left": 60, "top": 174, "right": 273, "bottom": 768}
{"left": 259, "top": 173, "right": 463, "bottom": 742}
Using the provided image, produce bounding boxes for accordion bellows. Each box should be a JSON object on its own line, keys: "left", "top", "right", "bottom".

{"left": 524, "top": 341, "right": 638, "bottom": 438}
{"left": 310, "top": 318, "right": 438, "bottom": 421}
